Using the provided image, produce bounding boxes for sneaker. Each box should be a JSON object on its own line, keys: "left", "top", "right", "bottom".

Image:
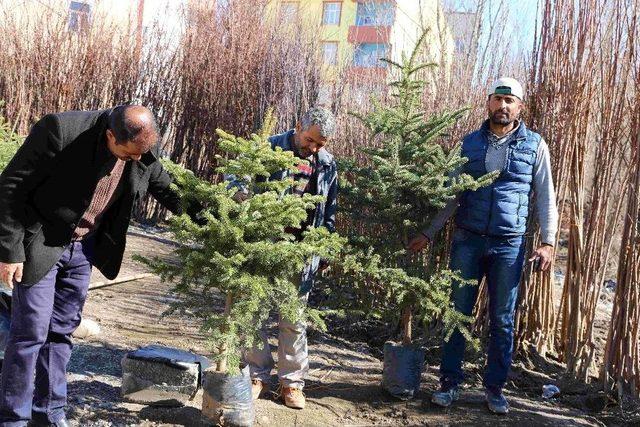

{"left": 431, "top": 386, "right": 460, "bottom": 407}
{"left": 485, "top": 389, "right": 509, "bottom": 414}
{"left": 251, "top": 379, "right": 264, "bottom": 400}
{"left": 282, "top": 386, "right": 306, "bottom": 409}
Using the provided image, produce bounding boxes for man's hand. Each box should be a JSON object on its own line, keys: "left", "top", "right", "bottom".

{"left": 0, "top": 262, "right": 23, "bottom": 289}
{"left": 318, "top": 259, "right": 330, "bottom": 273}
{"left": 529, "top": 244, "right": 554, "bottom": 272}
{"left": 232, "top": 190, "right": 249, "bottom": 203}
{"left": 408, "top": 233, "right": 431, "bottom": 253}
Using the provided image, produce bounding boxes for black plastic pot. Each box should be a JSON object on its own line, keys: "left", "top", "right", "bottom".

{"left": 381, "top": 341, "right": 425, "bottom": 400}
{"left": 201, "top": 365, "right": 254, "bottom": 427}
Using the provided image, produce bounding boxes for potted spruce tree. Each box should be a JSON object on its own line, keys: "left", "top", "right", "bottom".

{"left": 139, "top": 117, "right": 344, "bottom": 426}
{"left": 339, "top": 30, "right": 496, "bottom": 400}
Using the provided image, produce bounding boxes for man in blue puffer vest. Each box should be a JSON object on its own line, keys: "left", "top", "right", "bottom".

{"left": 409, "top": 78, "right": 558, "bottom": 414}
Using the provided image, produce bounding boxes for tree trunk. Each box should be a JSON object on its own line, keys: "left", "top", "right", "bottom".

{"left": 400, "top": 225, "right": 413, "bottom": 346}
{"left": 402, "top": 306, "right": 413, "bottom": 345}
{"left": 216, "top": 293, "right": 234, "bottom": 372}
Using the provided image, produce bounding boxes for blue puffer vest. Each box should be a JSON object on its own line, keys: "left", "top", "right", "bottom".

{"left": 455, "top": 120, "right": 541, "bottom": 237}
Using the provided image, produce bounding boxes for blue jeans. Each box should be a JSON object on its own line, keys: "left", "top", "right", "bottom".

{"left": 440, "top": 228, "right": 526, "bottom": 393}
{"left": 0, "top": 240, "right": 94, "bottom": 426}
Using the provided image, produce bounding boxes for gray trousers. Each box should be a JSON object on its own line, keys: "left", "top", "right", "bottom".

{"left": 244, "top": 294, "right": 309, "bottom": 389}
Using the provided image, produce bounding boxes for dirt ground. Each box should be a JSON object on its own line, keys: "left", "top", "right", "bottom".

{"left": 62, "top": 226, "right": 635, "bottom": 426}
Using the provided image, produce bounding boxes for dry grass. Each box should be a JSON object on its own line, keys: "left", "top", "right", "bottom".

{"left": 518, "top": 0, "right": 637, "bottom": 389}
{"left": 602, "top": 0, "right": 640, "bottom": 399}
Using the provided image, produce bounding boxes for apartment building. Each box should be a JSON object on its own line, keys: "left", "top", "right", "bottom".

{"left": 0, "top": 0, "right": 184, "bottom": 39}
{"left": 273, "top": 0, "right": 453, "bottom": 80}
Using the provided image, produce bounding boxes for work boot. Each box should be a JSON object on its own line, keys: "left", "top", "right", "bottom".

{"left": 251, "top": 379, "right": 264, "bottom": 400}
{"left": 485, "top": 388, "right": 510, "bottom": 414}
{"left": 431, "top": 386, "right": 460, "bottom": 408}
{"left": 282, "top": 386, "right": 306, "bottom": 409}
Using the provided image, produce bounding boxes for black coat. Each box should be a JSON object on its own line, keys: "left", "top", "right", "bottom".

{"left": 0, "top": 108, "right": 182, "bottom": 285}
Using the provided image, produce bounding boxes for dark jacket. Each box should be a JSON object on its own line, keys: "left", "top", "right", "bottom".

{"left": 225, "top": 129, "right": 338, "bottom": 295}
{"left": 0, "top": 108, "right": 182, "bottom": 285}
{"left": 226, "top": 129, "right": 338, "bottom": 233}
{"left": 268, "top": 130, "right": 338, "bottom": 294}
{"left": 267, "top": 129, "right": 338, "bottom": 233}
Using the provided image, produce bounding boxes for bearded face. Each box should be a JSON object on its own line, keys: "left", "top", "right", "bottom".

{"left": 487, "top": 94, "right": 522, "bottom": 126}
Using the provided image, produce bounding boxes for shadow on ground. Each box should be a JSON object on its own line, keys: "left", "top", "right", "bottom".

{"left": 68, "top": 342, "right": 127, "bottom": 377}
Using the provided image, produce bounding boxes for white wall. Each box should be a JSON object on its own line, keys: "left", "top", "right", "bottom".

{"left": 391, "top": 0, "right": 454, "bottom": 66}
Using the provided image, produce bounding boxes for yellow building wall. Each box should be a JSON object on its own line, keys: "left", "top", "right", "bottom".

{"left": 392, "top": 0, "right": 454, "bottom": 76}
{"left": 266, "top": 0, "right": 357, "bottom": 78}
{"left": 316, "top": 0, "right": 357, "bottom": 66}
{"left": 268, "top": 0, "right": 453, "bottom": 80}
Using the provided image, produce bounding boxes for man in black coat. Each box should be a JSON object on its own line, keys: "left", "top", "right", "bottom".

{"left": 0, "top": 105, "right": 185, "bottom": 427}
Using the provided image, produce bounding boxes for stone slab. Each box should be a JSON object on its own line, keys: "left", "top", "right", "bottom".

{"left": 121, "top": 345, "right": 211, "bottom": 407}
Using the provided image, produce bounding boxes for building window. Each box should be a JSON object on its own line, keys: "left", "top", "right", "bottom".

{"left": 69, "top": 1, "right": 91, "bottom": 31}
{"left": 353, "top": 43, "right": 389, "bottom": 67}
{"left": 322, "top": 41, "right": 339, "bottom": 65}
{"left": 322, "top": 2, "right": 341, "bottom": 25}
{"left": 355, "top": 2, "right": 394, "bottom": 26}
{"left": 279, "top": 2, "right": 299, "bottom": 22}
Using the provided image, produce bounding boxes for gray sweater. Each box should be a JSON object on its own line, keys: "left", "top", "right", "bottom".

{"left": 422, "top": 123, "right": 559, "bottom": 245}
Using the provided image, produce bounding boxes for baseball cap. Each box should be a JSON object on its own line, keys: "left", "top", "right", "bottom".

{"left": 489, "top": 77, "right": 524, "bottom": 100}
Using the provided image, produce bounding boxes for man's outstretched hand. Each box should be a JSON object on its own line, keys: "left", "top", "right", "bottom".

{"left": 0, "top": 262, "right": 23, "bottom": 289}
{"left": 318, "top": 259, "right": 330, "bottom": 273}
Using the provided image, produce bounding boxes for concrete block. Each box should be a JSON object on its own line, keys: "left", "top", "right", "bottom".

{"left": 121, "top": 345, "right": 211, "bottom": 407}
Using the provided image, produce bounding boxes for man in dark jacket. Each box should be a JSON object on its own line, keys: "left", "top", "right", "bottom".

{"left": 0, "top": 105, "right": 186, "bottom": 427}
{"left": 238, "top": 107, "right": 338, "bottom": 410}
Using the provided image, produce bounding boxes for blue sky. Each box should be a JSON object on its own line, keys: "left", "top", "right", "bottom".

{"left": 506, "top": 0, "right": 540, "bottom": 53}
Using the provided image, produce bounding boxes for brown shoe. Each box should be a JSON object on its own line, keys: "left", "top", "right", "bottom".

{"left": 251, "top": 379, "right": 264, "bottom": 400}
{"left": 282, "top": 386, "right": 306, "bottom": 409}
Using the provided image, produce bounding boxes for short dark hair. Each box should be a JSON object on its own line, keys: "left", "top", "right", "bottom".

{"left": 108, "top": 105, "right": 159, "bottom": 143}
